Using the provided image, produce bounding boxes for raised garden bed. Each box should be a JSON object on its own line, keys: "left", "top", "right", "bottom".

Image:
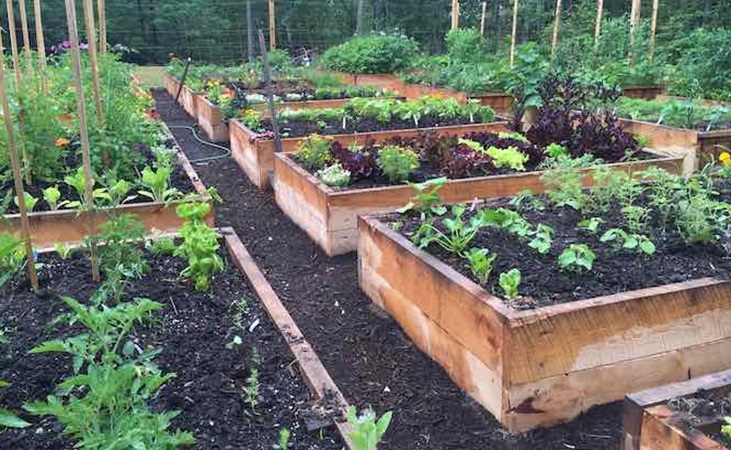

{"left": 623, "top": 369, "right": 731, "bottom": 450}
{"left": 0, "top": 228, "right": 347, "bottom": 449}
{"left": 358, "top": 169, "right": 731, "bottom": 432}
{"left": 622, "top": 84, "right": 665, "bottom": 99}
{"left": 620, "top": 118, "right": 731, "bottom": 173}
{"left": 163, "top": 74, "right": 199, "bottom": 118}
{"left": 275, "top": 148, "right": 682, "bottom": 256}
{"left": 0, "top": 124, "right": 213, "bottom": 248}
{"left": 329, "top": 72, "right": 401, "bottom": 89}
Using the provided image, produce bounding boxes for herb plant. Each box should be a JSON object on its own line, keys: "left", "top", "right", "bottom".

{"left": 464, "top": 248, "right": 497, "bottom": 284}
{"left": 558, "top": 244, "right": 596, "bottom": 272}
{"left": 377, "top": 145, "right": 419, "bottom": 183}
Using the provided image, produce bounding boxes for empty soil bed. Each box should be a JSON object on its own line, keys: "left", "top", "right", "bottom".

{"left": 0, "top": 247, "right": 341, "bottom": 450}
{"left": 152, "top": 87, "right": 625, "bottom": 450}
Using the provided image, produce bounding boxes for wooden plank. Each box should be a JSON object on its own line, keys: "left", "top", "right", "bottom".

{"left": 222, "top": 228, "right": 356, "bottom": 449}
{"left": 195, "top": 94, "right": 229, "bottom": 142}
{"left": 622, "top": 84, "right": 665, "bottom": 99}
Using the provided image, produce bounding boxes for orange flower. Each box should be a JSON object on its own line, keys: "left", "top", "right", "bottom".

{"left": 55, "top": 137, "right": 70, "bottom": 147}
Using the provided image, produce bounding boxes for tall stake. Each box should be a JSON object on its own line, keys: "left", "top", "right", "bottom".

{"left": 6, "top": 0, "right": 22, "bottom": 88}
{"left": 64, "top": 0, "right": 100, "bottom": 282}
{"left": 83, "top": 0, "right": 104, "bottom": 127}
{"left": 246, "top": 0, "right": 254, "bottom": 62}
{"left": 0, "top": 19, "right": 38, "bottom": 292}
{"left": 629, "top": 0, "right": 641, "bottom": 57}
{"left": 510, "top": 0, "right": 519, "bottom": 68}
{"left": 649, "top": 0, "right": 659, "bottom": 61}
{"left": 17, "top": 0, "right": 32, "bottom": 77}
{"left": 594, "top": 0, "right": 604, "bottom": 53}
{"left": 355, "top": 0, "right": 364, "bottom": 35}
{"left": 551, "top": 0, "right": 562, "bottom": 56}
{"left": 268, "top": 0, "right": 275, "bottom": 51}
{"left": 97, "top": 0, "right": 106, "bottom": 53}
{"left": 451, "top": 0, "right": 459, "bottom": 30}
{"left": 258, "top": 30, "right": 281, "bottom": 156}
{"left": 480, "top": 1, "right": 487, "bottom": 36}
{"left": 32, "top": 0, "right": 46, "bottom": 84}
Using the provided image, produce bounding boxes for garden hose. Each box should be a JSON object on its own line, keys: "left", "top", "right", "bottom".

{"left": 168, "top": 125, "right": 231, "bottom": 163}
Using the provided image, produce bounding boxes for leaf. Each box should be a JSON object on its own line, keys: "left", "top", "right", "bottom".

{"left": 376, "top": 411, "right": 393, "bottom": 438}
{"left": 28, "top": 340, "right": 66, "bottom": 354}
{"left": 0, "top": 408, "right": 30, "bottom": 428}
{"left": 639, "top": 239, "right": 656, "bottom": 255}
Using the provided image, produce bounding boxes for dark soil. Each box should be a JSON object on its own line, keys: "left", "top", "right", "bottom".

{"left": 668, "top": 390, "right": 731, "bottom": 447}
{"left": 1, "top": 140, "right": 195, "bottom": 215}
{"left": 268, "top": 115, "right": 488, "bottom": 139}
{"left": 153, "top": 87, "right": 627, "bottom": 449}
{"left": 0, "top": 249, "right": 341, "bottom": 449}
{"left": 392, "top": 188, "right": 731, "bottom": 309}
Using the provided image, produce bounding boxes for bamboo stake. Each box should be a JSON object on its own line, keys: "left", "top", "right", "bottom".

{"left": 0, "top": 18, "right": 38, "bottom": 292}
{"left": 480, "top": 1, "right": 487, "bottom": 36}
{"left": 6, "top": 0, "right": 21, "bottom": 88}
{"left": 649, "top": 0, "right": 659, "bottom": 61}
{"left": 551, "top": 0, "right": 562, "bottom": 56}
{"left": 82, "top": 0, "right": 104, "bottom": 126}
{"left": 17, "top": 0, "right": 32, "bottom": 77}
{"left": 510, "top": 0, "right": 519, "bottom": 68}
{"left": 451, "top": 0, "right": 459, "bottom": 30}
{"left": 32, "top": 0, "right": 46, "bottom": 83}
{"left": 594, "top": 0, "right": 603, "bottom": 52}
{"left": 97, "top": 0, "right": 106, "bottom": 53}
{"left": 268, "top": 0, "right": 275, "bottom": 51}
{"left": 629, "top": 0, "right": 641, "bottom": 52}
{"left": 64, "top": 0, "right": 100, "bottom": 283}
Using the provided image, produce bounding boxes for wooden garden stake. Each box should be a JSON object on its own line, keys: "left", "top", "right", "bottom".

{"left": 32, "top": 0, "right": 46, "bottom": 83}
{"left": 0, "top": 20, "right": 38, "bottom": 292}
{"left": 268, "top": 0, "right": 275, "bottom": 51}
{"left": 510, "top": 0, "right": 519, "bottom": 68}
{"left": 649, "top": 0, "right": 659, "bottom": 61}
{"left": 258, "top": 30, "right": 281, "bottom": 155}
{"left": 629, "top": 0, "right": 641, "bottom": 54}
{"left": 6, "top": 0, "right": 22, "bottom": 89}
{"left": 451, "top": 0, "right": 459, "bottom": 30}
{"left": 355, "top": 0, "right": 364, "bottom": 35}
{"left": 17, "top": 0, "right": 32, "bottom": 77}
{"left": 551, "top": 0, "right": 562, "bottom": 56}
{"left": 64, "top": 0, "right": 100, "bottom": 282}
{"left": 246, "top": 0, "right": 254, "bottom": 62}
{"left": 97, "top": 0, "right": 106, "bottom": 53}
{"left": 594, "top": 0, "right": 603, "bottom": 52}
{"left": 82, "top": 0, "right": 104, "bottom": 127}
{"left": 480, "top": 1, "right": 487, "bottom": 36}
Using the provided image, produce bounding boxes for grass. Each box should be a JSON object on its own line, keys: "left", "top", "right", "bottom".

{"left": 133, "top": 66, "right": 165, "bottom": 88}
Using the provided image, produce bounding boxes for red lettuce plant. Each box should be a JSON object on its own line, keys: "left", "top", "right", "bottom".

{"left": 330, "top": 141, "right": 378, "bottom": 181}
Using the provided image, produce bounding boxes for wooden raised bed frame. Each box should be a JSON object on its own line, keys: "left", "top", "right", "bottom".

{"left": 275, "top": 150, "right": 683, "bottom": 256}
{"left": 163, "top": 74, "right": 199, "bottom": 118}
{"left": 0, "top": 125, "right": 213, "bottom": 248}
{"left": 358, "top": 205, "right": 731, "bottom": 433}
{"left": 230, "top": 120, "right": 510, "bottom": 189}
{"left": 623, "top": 369, "right": 731, "bottom": 450}
{"left": 621, "top": 118, "right": 731, "bottom": 174}
{"left": 623, "top": 84, "right": 665, "bottom": 99}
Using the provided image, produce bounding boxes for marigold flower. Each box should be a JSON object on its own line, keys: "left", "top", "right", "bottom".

{"left": 720, "top": 152, "right": 731, "bottom": 166}
{"left": 55, "top": 137, "right": 70, "bottom": 147}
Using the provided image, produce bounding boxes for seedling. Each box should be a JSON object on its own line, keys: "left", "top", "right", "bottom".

{"left": 558, "top": 244, "right": 596, "bottom": 272}
{"left": 528, "top": 224, "right": 554, "bottom": 254}
{"left": 601, "top": 228, "right": 656, "bottom": 255}
{"left": 498, "top": 268, "right": 521, "bottom": 301}
{"left": 464, "top": 248, "right": 497, "bottom": 284}
{"left": 346, "top": 406, "right": 393, "bottom": 450}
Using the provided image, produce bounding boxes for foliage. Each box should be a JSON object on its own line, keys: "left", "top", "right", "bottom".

{"left": 529, "top": 224, "right": 554, "bottom": 255}
{"left": 175, "top": 202, "right": 224, "bottom": 292}
{"left": 617, "top": 97, "right": 731, "bottom": 131}
{"left": 498, "top": 269, "right": 521, "bottom": 301}
{"left": 600, "top": 228, "right": 656, "bottom": 255}
{"left": 397, "top": 177, "right": 448, "bottom": 218}
{"left": 558, "top": 244, "right": 596, "bottom": 272}
{"left": 377, "top": 145, "right": 419, "bottom": 183}
{"left": 414, "top": 204, "right": 484, "bottom": 254}
{"left": 319, "top": 33, "right": 420, "bottom": 74}
{"left": 330, "top": 142, "right": 378, "bottom": 181}
{"left": 0, "top": 233, "right": 26, "bottom": 289}
{"left": 346, "top": 406, "right": 393, "bottom": 450}
{"left": 317, "top": 163, "right": 351, "bottom": 187}
{"left": 296, "top": 135, "right": 332, "bottom": 170}
{"left": 464, "top": 248, "right": 497, "bottom": 284}
{"left": 445, "top": 28, "right": 485, "bottom": 63}
{"left": 485, "top": 146, "right": 528, "bottom": 171}
{"left": 139, "top": 166, "right": 181, "bottom": 204}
